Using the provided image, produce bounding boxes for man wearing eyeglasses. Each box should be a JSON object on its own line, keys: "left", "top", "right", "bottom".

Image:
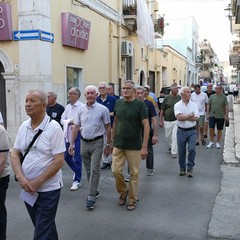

{"left": 111, "top": 80, "right": 150, "bottom": 211}
{"left": 61, "top": 87, "right": 84, "bottom": 191}
{"left": 97, "top": 82, "right": 117, "bottom": 170}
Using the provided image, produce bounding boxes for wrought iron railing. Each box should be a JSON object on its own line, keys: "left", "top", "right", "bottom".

{"left": 123, "top": 0, "right": 137, "bottom": 15}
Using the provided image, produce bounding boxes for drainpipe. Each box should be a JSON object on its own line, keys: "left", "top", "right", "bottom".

{"left": 109, "top": 22, "right": 113, "bottom": 82}
{"left": 117, "top": 1, "right": 122, "bottom": 93}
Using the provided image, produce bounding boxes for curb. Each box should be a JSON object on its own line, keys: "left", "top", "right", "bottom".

{"left": 208, "top": 100, "right": 240, "bottom": 240}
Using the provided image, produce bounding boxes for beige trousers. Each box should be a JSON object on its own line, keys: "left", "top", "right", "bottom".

{"left": 112, "top": 148, "right": 141, "bottom": 204}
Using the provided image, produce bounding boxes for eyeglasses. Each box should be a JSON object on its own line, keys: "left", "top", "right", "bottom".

{"left": 122, "top": 87, "right": 133, "bottom": 91}
{"left": 68, "top": 92, "right": 77, "bottom": 95}
{"left": 99, "top": 87, "right": 106, "bottom": 90}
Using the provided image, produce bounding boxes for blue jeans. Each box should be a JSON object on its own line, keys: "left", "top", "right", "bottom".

{"left": 25, "top": 189, "right": 61, "bottom": 240}
{"left": 81, "top": 138, "right": 104, "bottom": 202}
{"left": 64, "top": 132, "right": 82, "bottom": 182}
{"left": 0, "top": 175, "right": 9, "bottom": 240}
{"left": 177, "top": 128, "right": 196, "bottom": 171}
{"left": 146, "top": 136, "right": 154, "bottom": 170}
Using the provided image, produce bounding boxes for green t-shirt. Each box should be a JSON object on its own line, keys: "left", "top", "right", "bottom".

{"left": 161, "top": 94, "right": 181, "bottom": 121}
{"left": 113, "top": 98, "right": 148, "bottom": 150}
{"left": 209, "top": 94, "right": 228, "bottom": 118}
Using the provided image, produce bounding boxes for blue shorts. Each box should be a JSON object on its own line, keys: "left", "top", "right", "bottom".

{"left": 209, "top": 117, "right": 224, "bottom": 130}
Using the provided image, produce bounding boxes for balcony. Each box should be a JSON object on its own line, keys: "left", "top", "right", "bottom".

{"left": 123, "top": 0, "right": 137, "bottom": 31}
{"left": 152, "top": 15, "right": 164, "bottom": 38}
{"left": 232, "top": 40, "right": 240, "bottom": 52}
{"left": 229, "top": 51, "right": 240, "bottom": 66}
{"left": 195, "top": 55, "right": 203, "bottom": 67}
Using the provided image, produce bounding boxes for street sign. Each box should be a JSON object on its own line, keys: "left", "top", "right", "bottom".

{"left": 13, "top": 30, "right": 40, "bottom": 41}
{"left": 40, "top": 30, "right": 54, "bottom": 43}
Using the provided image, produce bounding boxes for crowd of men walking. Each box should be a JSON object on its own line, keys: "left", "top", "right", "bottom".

{"left": 0, "top": 81, "right": 229, "bottom": 240}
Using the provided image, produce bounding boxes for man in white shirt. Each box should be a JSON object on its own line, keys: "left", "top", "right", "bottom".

{"left": 11, "top": 89, "right": 65, "bottom": 240}
{"left": 61, "top": 87, "right": 84, "bottom": 191}
{"left": 191, "top": 84, "right": 208, "bottom": 146}
{"left": 174, "top": 87, "right": 199, "bottom": 177}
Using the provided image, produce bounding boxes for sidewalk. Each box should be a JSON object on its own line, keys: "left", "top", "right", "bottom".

{"left": 208, "top": 99, "right": 240, "bottom": 240}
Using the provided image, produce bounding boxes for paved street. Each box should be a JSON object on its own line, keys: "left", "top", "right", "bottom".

{"left": 6, "top": 124, "right": 224, "bottom": 240}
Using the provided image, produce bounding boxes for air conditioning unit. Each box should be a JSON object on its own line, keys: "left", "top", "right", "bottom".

{"left": 121, "top": 40, "right": 133, "bottom": 57}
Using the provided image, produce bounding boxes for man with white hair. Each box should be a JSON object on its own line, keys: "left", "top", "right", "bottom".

{"left": 61, "top": 87, "right": 84, "bottom": 191}
{"left": 174, "top": 87, "right": 199, "bottom": 177}
{"left": 11, "top": 89, "right": 65, "bottom": 239}
{"left": 69, "top": 85, "right": 111, "bottom": 210}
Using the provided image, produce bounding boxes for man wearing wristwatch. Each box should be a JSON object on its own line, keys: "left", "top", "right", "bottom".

{"left": 111, "top": 81, "right": 150, "bottom": 211}
{"left": 69, "top": 85, "right": 111, "bottom": 210}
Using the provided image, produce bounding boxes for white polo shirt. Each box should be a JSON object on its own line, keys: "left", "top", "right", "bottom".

{"left": 191, "top": 92, "right": 208, "bottom": 115}
{"left": 174, "top": 100, "right": 199, "bottom": 129}
{"left": 14, "top": 114, "right": 66, "bottom": 192}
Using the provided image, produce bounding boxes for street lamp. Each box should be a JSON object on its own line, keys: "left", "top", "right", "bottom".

{"left": 224, "top": 3, "right": 234, "bottom": 32}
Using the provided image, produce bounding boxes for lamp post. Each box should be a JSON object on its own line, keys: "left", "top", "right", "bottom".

{"left": 224, "top": 3, "right": 234, "bottom": 33}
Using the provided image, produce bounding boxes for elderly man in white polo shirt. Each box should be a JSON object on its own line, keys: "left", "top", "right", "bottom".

{"left": 69, "top": 85, "right": 111, "bottom": 210}
{"left": 11, "top": 89, "right": 65, "bottom": 240}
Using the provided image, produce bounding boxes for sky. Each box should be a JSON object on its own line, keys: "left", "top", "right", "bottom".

{"left": 158, "top": 0, "right": 233, "bottom": 62}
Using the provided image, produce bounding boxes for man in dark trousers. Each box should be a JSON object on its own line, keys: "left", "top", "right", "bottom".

{"left": 46, "top": 91, "right": 65, "bottom": 127}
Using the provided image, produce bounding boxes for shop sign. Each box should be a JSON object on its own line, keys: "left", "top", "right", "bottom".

{"left": 61, "top": 12, "right": 91, "bottom": 50}
{"left": 0, "top": 2, "right": 12, "bottom": 41}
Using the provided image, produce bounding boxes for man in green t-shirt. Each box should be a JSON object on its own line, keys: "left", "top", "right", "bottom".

{"left": 111, "top": 80, "right": 149, "bottom": 211}
{"left": 159, "top": 83, "right": 181, "bottom": 158}
{"left": 206, "top": 84, "right": 229, "bottom": 149}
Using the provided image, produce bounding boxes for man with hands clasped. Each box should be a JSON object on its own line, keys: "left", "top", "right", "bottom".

{"left": 11, "top": 89, "right": 65, "bottom": 240}
{"left": 174, "top": 87, "right": 199, "bottom": 177}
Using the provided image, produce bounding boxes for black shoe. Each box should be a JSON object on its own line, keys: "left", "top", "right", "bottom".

{"left": 96, "top": 190, "right": 100, "bottom": 198}
{"left": 101, "top": 163, "right": 111, "bottom": 170}
{"left": 179, "top": 169, "right": 185, "bottom": 176}
{"left": 86, "top": 200, "right": 95, "bottom": 210}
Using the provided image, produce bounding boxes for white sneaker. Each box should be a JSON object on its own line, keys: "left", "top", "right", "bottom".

{"left": 207, "top": 142, "right": 215, "bottom": 149}
{"left": 70, "top": 181, "right": 81, "bottom": 191}
{"left": 216, "top": 142, "right": 221, "bottom": 149}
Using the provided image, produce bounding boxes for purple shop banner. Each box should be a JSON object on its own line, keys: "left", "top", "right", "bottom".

{"left": 0, "top": 3, "right": 12, "bottom": 41}
{"left": 61, "top": 12, "right": 91, "bottom": 50}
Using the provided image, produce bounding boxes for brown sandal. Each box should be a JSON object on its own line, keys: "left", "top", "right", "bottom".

{"left": 118, "top": 191, "right": 128, "bottom": 205}
{"left": 126, "top": 203, "right": 136, "bottom": 211}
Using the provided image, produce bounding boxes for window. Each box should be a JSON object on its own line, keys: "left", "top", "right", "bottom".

{"left": 66, "top": 66, "right": 84, "bottom": 103}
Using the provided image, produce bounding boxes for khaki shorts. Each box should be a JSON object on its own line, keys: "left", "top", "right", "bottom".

{"left": 196, "top": 115, "right": 205, "bottom": 127}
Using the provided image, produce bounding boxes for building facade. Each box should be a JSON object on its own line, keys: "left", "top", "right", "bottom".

{"left": 0, "top": 0, "right": 187, "bottom": 139}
